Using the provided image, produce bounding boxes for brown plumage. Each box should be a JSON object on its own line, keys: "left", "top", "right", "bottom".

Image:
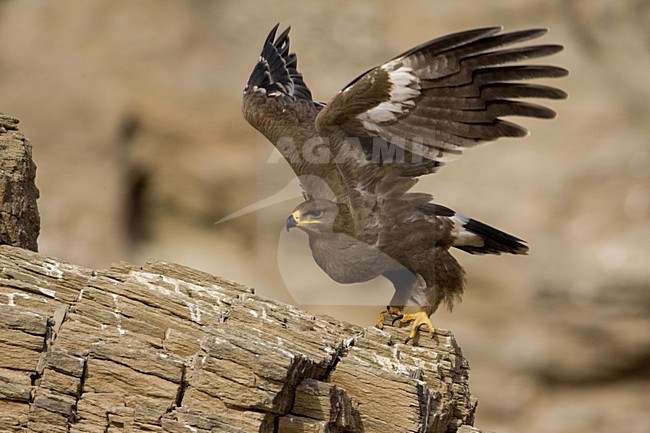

{"left": 242, "top": 24, "right": 566, "bottom": 343}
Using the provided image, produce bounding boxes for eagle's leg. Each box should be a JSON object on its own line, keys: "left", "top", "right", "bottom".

{"left": 376, "top": 306, "right": 404, "bottom": 329}
{"left": 377, "top": 269, "right": 416, "bottom": 329}
{"left": 394, "top": 310, "right": 434, "bottom": 344}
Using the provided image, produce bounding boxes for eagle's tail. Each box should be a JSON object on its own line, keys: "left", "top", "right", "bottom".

{"left": 424, "top": 203, "right": 529, "bottom": 255}
{"left": 450, "top": 213, "right": 529, "bottom": 255}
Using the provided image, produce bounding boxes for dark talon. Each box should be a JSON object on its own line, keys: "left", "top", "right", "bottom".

{"left": 391, "top": 314, "right": 404, "bottom": 325}
{"left": 404, "top": 336, "right": 412, "bottom": 344}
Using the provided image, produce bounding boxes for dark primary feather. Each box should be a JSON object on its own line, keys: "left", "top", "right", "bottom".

{"left": 246, "top": 23, "right": 313, "bottom": 101}
{"left": 391, "top": 27, "right": 503, "bottom": 63}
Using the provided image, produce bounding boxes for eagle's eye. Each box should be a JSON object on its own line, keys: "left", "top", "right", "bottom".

{"left": 307, "top": 209, "right": 323, "bottom": 219}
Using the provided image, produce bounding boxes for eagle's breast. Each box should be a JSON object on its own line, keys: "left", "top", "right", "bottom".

{"left": 309, "top": 232, "right": 402, "bottom": 284}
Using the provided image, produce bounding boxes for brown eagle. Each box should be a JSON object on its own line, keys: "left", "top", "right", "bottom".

{"left": 242, "top": 25, "right": 566, "bottom": 343}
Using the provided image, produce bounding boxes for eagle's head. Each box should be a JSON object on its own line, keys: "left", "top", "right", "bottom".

{"left": 285, "top": 199, "right": 339, "bottom": 235}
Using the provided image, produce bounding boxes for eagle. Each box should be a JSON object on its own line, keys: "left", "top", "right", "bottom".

{"left": 242, "top": 24, "right": 566, "bottom": 343}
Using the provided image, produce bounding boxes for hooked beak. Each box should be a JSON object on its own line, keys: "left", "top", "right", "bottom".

{"left": 285, "top": 213, "right": 298, "bottom": 231}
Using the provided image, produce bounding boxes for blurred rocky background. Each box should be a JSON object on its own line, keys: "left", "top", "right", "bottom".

{"left": 1, "top": 0, "right": 648, "bottom": 432}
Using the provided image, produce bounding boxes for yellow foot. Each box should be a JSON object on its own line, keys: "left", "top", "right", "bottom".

{"left": 397, "top": 311, "right": 434, "bottom": 344}
{"left": 376, "top": 306, "right": 404, "bottom": 329}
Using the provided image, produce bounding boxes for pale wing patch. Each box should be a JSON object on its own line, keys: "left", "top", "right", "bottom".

{"left": 357, "top": 66, "right": 420, "bottom": 125}
{"left": 450, "top": 214, "right": 485, "bottom": 247}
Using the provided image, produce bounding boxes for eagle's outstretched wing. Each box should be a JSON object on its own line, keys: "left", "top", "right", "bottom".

{"left": 313, "top": 27, "right": 566, "bottom": 244}
{"left": 245, "top": 23, "right": 314, "bottom": 101}
{"left": 316, "top": 27, "right": 568, "bottom": 175}
{"left": 243, "top": 25, "right": 342, "bottom": 202}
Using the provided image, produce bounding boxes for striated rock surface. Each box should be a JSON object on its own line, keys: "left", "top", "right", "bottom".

{"left": 0, "top": 114, "right": 39, "bottom": 251}
{"left": 0, "top": 245, "right": 479, "bottom": 433}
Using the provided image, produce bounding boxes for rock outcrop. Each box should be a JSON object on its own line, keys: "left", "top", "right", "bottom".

{"left": 0, "top": 114, "right": 39, "bottom": 252}
{"left": 0, "top": 245, "right": 480, "bottom": 433}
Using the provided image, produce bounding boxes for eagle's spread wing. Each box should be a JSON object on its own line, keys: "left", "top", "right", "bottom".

{"left": 315, "top": 27, "right": 568, "bottom": 173}
{"left": 244, "top": 25, "right": 345, "bottom": 203}
{"left": 245, "top": 24, "right": 314, "bottom": 101}
{"left": 313, "top": 27, "right": 566, "bottom": 246}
